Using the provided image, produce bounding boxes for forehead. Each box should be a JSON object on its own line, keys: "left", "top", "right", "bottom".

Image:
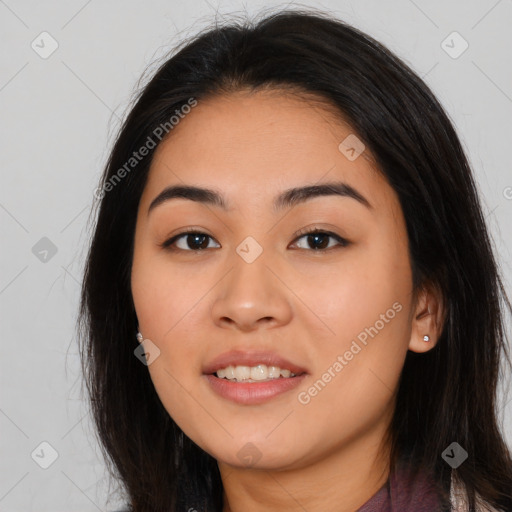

{"left": 142, "top": 89, "right": 391, "bottom": 213}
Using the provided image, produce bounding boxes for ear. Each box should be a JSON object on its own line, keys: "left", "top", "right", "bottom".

{"left": 409, "top": 281, "right": 445, "bottom": 354}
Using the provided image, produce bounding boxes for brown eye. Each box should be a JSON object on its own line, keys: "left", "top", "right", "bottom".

{"left": 161, "top": 232, "right": 220, "bottom": 251}
{"left": 291, "top": 228, "right": 349, "bottom": 251}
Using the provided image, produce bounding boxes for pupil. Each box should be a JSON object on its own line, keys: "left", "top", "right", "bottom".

{"left": 309, "top": 234, "right": 328, "bottom": 250}
{"left": 189, "top": 234, "right": 208, "bottom": 250}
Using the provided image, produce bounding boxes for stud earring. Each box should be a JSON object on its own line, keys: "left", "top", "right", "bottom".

{"left": 136, "top": 332, "right": 143, "bottom": 343}
{"left": 423, "top": 335, "right": 430, "bottom": 342}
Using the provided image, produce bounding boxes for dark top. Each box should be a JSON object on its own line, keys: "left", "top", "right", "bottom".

{"left": 356, "top": 459, "right": 449, "bottom": 511}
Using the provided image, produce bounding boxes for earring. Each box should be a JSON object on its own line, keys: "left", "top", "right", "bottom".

{"left": 423, "top": 335, "right": 430, "bottom": 342}
{"left": 136, "top": 332, "right": 143, "bottom": 343}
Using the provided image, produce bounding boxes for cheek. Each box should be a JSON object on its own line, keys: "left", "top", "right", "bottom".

{"left": 131, "top": 246, "right": 213, "bottom": 364}
{"left": 291, "top": 269, "right": 411, "bottom": 449}
{"left": 292, "top": 238, "right": 411, "bottom": 346}
{"left": 131, "top": 241, "right": 208, "bottom": 337}
{"left": 131, "top": 253, "right": 213, "bottom": 442}
{"left": 300, "top": 234, "right": 412, "bottom": 396}
{"left": 131, "top": 260, "right": 206, "bottom": 378}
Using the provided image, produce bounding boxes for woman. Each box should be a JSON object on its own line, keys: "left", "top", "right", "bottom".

{"left": 78, "top": 8, "right": 512, "bottom": 512}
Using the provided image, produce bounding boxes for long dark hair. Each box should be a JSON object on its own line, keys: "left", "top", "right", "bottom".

{"left": 77, "top": 8, "right": 512, "bottom": 511}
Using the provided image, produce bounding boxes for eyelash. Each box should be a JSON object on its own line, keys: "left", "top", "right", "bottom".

{"left": 159, "top": 226, "right": 350, "bottom": 253}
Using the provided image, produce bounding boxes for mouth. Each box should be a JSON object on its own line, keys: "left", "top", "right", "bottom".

{"left": 204, "top": 372, "right": 308, "bottom": 405}
{"left": 212, "top": 364, "right": 305, "bottom": 382}
{"left": 202, "top": 350, "right": 308, "bottom": 405}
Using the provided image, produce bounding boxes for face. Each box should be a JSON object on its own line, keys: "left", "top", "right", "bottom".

{"left": 131, "top": 89, "right": 418, "bottom": 471}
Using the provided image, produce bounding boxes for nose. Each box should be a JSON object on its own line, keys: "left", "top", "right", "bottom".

{"left": 210, "top": 255, "right": 293, "bottom": 332}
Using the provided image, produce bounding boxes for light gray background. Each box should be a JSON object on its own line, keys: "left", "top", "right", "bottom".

{"left": 1, "top": 0, "right": 511, "bottom": 510}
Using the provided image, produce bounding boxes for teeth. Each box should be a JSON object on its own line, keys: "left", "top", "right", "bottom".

{"left": 251, "top": 365, "right": 266, "bottom": 381}
{"left": 234, "top": 366, "right": 251, "bottom": 381}
{"left": 268, "top": 366, "right": 281, "bottom": 379}
{"left": 215, "top": 364, "right": 298, "bottom": 382}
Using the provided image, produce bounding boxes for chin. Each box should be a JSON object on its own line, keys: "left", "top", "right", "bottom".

{"left": 203, "top": 435, "right": 308, "bottom": 470}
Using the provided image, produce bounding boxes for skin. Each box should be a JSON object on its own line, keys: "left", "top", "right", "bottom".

{"left": 130, "top": 89, "right": 444, "bottom": 512}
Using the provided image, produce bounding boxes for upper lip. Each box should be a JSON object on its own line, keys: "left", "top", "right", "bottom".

{"left": 203, "top": 349, "right": 308, "bottom": 375}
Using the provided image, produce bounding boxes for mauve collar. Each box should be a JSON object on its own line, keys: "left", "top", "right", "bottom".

{"left": 356, "top": 460, "right": 445, "bottom": 512}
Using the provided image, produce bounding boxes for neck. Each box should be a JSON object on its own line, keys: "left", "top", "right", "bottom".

{"left": 219, "top": 422, "right": 392, "bottom": 512}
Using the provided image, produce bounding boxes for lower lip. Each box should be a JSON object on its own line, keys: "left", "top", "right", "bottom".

{"left": 204, "top": 373, "right": 307, "bottom": 405}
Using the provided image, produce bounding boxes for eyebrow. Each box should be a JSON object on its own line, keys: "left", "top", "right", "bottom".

{"left": 147, "top": 181, "right": 372, "bottom": 216}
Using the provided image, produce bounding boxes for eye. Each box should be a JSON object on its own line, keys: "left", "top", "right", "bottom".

{"left": 290, "top": 227, "right": 349, "bottom": 251}
{"left": 160, "top": 230, "right": 220, "bottom": 252}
